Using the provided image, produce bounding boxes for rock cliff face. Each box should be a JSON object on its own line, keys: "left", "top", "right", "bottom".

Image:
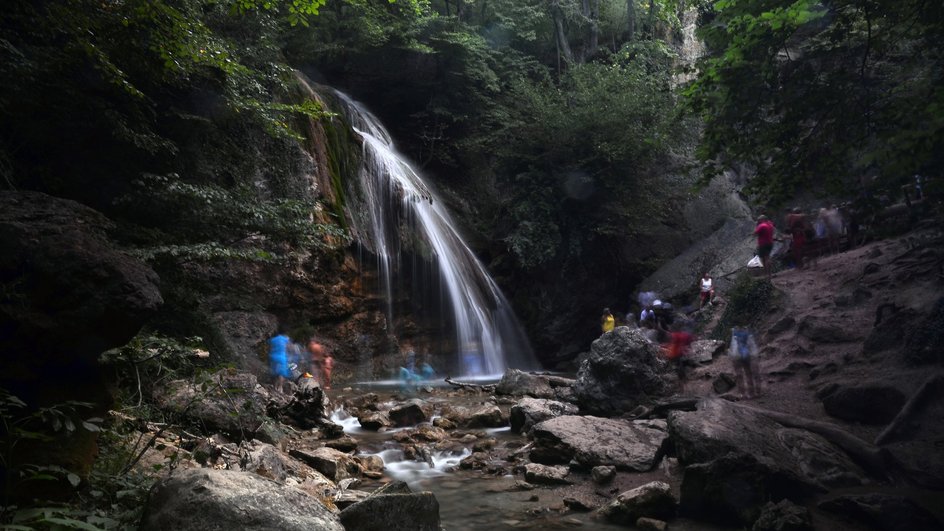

{"left": 0, "top": 191, "right": 163, "bottom": 403}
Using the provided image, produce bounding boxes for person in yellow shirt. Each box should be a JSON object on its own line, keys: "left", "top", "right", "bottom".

{"left": 601, "top": 308, "right": 616, "bottom": 333}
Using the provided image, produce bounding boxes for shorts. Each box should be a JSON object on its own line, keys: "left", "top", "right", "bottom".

{"left": 757, "top": 243, "right": 773, "bottom": 258}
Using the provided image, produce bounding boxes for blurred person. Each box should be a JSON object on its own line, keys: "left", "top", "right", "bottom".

{"left": 601, "top": 308, "right": 616, "bottom": 333}
{"left": 729, "top": 325, "right": 761, "bottom": 398}
{"left": 699, "top": 272, "right": 715, "bottom": 308}
{"left": 754, "top": 216, "right": 776, "bottom": 279}
{"left": 786, "top": 207, "right": 808, "bottom": 269}
{"left": 664, "top": 324, "right": 694, "bottom": 393}
{"left": 269, "top": 328, "right": 292, "bottom": 394}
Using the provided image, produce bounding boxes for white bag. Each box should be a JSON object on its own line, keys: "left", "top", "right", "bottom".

{"left": 747, "top": 255, "right": 763, "bottom": 268}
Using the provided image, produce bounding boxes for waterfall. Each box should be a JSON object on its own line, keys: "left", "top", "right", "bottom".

{"left": 328, "top": 90, "right": 535, "bottom": 378}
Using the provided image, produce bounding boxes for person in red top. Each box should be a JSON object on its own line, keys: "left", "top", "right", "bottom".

{"left": 785, "top": 207, "right": 807, "bottom": 270}
{"left": 754, "top": 215, "right": 775, "bottom": 279}
{"left": 665, "top": 326, "right": 694, "bottom": 393}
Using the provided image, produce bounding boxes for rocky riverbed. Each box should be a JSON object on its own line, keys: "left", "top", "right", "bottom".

{"left": 132, "top": 302, "right": 944, "bottom": 531}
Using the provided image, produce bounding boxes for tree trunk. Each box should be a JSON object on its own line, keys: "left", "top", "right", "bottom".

{"left": 551, "top": 2, "right": 575, "bottom": 66}
{"left": 588, "top": 0, "right": 600, "bottom": 57}
{"left": 626, "top": 0, "right": 636, "bottom": 41}
{"left": 646, "top": 0, "right": 656, "bottom": 39}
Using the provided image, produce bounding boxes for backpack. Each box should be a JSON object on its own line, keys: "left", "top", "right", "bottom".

{"left": 733, "top": 330, "right": 751, "bottom": 358}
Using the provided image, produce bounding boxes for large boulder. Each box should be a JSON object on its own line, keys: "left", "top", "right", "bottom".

{"left": 357, "top": 411, "right": 393, "bottom": 431}
{"left": 572, "top": 328, "right": 670, "bottom": 415}
{"left": 820, "top": 383, "right": 907, "bottom": 424}
{"left": 599, "top": 481, "right": 676, "bottom": 525}
{"left": 509, "top": 398, "right": 579, "bottom": 434}
{"left": 464, "top": 404, "right": 506, "bottom": 429}
{"left": 210, "top": 311, "right": 277, "bottom": 374}
{"left": 818, "top": 493, "right": 941, "bottom": 531}
{"left": 496, "top": 369, "right": 555, "bottom": 398}
{"left": 153, "top": 369, "right": 269, "bottom": 439}
{"left": 140, "top": 468, "right": 343, "bottom": 531}
{"left": 241, "top": 440, "right": 304, "bottom": 482}
{"left": 0, "top": 191, "right": 162, "bottom": 401}
{"left": 529, "top": 415, "right": 668, "bottom": 471}
{"left": 389, "top": 399, "right": 433, "bottom": 427}
{"left": 669, "top": 399, "right": 868, "bottom": 525}
{"left": 679, "top": 452, "right": 817, "bottom": 526}
{"left": 279, "top": 378, "right": 333, "bottom": 430}
{"left": 339, "top": 492, "right": 440, "bottom": 531}
{"left": 289, "top": 447, "right": 362, "bottom": 482}
{"left": 751, "top": 500, "right": 813, "bottom": 531}
{"left": 638, "top": 215, "right": 755, "bottom": 302}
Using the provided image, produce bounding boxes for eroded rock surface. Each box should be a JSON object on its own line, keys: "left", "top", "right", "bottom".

{"left": 339, "top": 492, "right": 441, "bottom": 531}
{"left": 510, "top": 397, "right": 579, "bottom": 434}
{"left": 529, "top": 415, "right": 667, "bottom": 471}
{"left": 140, "top": 468, "right": 343, "bottom": 531}
{"left": 669, "top": 399, "right": 868, "bottom": 525}
{"left": 572, "top": 327, "right": 670, "bottom": 415}
{"left": 599, "top": 481, "right": 675, "bottom": 525}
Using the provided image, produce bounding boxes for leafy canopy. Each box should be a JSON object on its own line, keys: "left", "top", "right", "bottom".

{"left": 686, "top": 0, "right": 944, "bottom": 203}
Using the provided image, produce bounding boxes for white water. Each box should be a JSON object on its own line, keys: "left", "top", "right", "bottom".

{"left": 330, "top": 407, "right": 363, "bottom": 434}
{"left": 372, "top": 447, "right": 472, "bottom": 484}
{"left": 328, "top": 90, "right": 536, "bottom": 377}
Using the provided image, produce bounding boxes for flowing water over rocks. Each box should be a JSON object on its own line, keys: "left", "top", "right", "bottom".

{"left": 327, "top": 88, "right": 537, "bottom": 377}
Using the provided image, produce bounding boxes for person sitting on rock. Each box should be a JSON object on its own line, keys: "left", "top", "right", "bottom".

{"left": 729, "top": 325, "right": 760, "bottom": 399}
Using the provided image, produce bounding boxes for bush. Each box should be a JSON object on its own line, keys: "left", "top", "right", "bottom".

{"left": 710, "top": 273, "right": 775, "bottom": 340}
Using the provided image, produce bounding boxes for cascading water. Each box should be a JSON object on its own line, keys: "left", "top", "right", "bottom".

{"left": 328, "top": 89, "right": 536, "bottom": 377}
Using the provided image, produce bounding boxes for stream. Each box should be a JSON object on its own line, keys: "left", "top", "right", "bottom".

{"left": 328, "top": 386, "right": 730, "bottom": 531}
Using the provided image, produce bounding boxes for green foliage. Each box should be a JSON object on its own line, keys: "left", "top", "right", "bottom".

{"left": 687, "top": 0, "right": 944, "bottom": 204}
{"left": 0, "top": 390, "right": 102, "bottom": 521}
{"left": 488, "top": 42, "right": 694, "bottom": 269}
{"left": 113, "top": 174, "right": 350, "bottom": 264}
{"left": 710, "top": 273, "right": 774, "bottom": 339}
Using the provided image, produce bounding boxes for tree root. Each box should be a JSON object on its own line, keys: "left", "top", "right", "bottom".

{"left": 444, "top": 377, "right": 496, "bottom": 392}
{"left": 875, "top": 374, "right": 944, "bottom": 446}
{"left": 737, "top": 403, "right": 892, "bottom": 481}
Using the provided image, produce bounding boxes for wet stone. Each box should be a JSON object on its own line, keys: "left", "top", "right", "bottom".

{"left": 523, "top": 463, "right": 571, "bottom": 485}
{"left": 636, "top": 517, "right": 668, "bottom": 531}
{"left": 752, "top": 499, "right": 813, "bottom": 531}
{"left": 591, "top": 465, "right": 616, "bottom": 484}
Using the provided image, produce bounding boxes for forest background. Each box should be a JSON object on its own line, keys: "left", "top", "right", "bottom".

{"left": 2, "top": 0, "right": 941, "bottom": 360}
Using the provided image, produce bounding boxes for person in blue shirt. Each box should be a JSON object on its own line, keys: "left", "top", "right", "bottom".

{"left": 269, "top": 329, "right": 292, "bottom": 394}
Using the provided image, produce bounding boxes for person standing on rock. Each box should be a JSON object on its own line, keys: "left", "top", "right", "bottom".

{"left": 601, "top": 308, "right": 616, "bottom": 333}
{"left": 322, "top": 351, "right": 334, "bottom": 390}
{"left": 754, "top": 215, "right": 776, "bottom": 279}
{"left": 308, "top": 336, "right": 326, "bottom": 383}
{"left": 729, "top": 325, "right": 760, "bottom": 398}
{"left": 664, "top": 324, "right": 694, "bottom": 393}
{"left": 786, "top": 207, "right": 808, "bottom": 269}
{"left": 699, "top": 272, "right": 715, "bottom": 308}
{"left": 269, "top": 328, "right": 292, "bottom": 394}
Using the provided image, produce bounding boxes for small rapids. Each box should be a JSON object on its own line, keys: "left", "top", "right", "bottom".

{"left": 373, "top": 448, "right": 472, "bottom": 483}
{"left": 323, "top": 399, "right": 716, "bottom": 531}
